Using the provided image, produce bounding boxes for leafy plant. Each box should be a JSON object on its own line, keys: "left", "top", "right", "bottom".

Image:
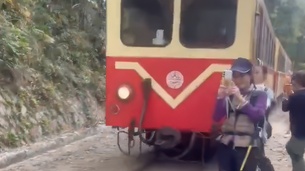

{"left": 0, "top": 0, "right": 106, "bottom": 147}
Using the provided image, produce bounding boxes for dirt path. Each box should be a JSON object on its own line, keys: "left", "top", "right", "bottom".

{"left": 265, "top": 108, "right": 292, "bottom": 171}
{"left": 2, "top": 109, "right": 293, "bottom": 171}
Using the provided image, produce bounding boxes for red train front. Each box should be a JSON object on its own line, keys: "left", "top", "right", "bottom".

{"left": 106, "top": 0, "right": 259, "bottom": 161}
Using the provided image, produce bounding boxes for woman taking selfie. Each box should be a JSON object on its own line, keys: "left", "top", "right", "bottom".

{"left": 212, "top": 58, "right": 268, "bottom": 171}
{"left": 282, "top": 70, "right": 305, "bottom": 171}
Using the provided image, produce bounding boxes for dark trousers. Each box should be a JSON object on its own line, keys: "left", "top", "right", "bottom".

{"left": 257, "top": 140, "right": 275, "bottom": 171}
{"left": 286, "top": 136, "right": 305, "bottom": 171}
{"left": 217, "top": 143, "right": 259, "bottom": 171}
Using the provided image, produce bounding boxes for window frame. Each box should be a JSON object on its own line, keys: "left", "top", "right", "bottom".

{"left": 179, "top": 0, "right": 238, "bottom": 49}
{"left": 120, "top": 0, "right": 174, "bottom": 48}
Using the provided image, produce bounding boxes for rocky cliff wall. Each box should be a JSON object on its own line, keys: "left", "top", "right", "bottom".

{"left": 0, "top": 0, "right": 106, "bottom": 148}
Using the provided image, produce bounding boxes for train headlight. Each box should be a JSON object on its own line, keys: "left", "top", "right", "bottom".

{"left": 117, "top": 85, "right": 132, "bottom": 100}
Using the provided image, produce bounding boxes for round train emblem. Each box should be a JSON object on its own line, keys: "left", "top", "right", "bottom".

{"left": 166, "top": 71, "right": 184, "bottom": 89}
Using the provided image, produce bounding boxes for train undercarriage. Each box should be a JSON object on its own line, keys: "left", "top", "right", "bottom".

{"left": 116, "top": 126, "right": 218, "bottom": 163}
{"left": 115, "top": 78, "right": 218, "bottom": 163}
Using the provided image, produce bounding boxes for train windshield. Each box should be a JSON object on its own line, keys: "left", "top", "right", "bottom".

{"left": 180, "top": 0, "right": 238, "bottom": 48}
{"left": 120, "top": 0, "right": 173, "bottom": 47}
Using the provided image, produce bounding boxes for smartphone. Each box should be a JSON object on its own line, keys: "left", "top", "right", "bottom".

{"left": 223, "top": 70, "right": 233, "bottom": 81}
{"left": 222, "top": 70, "right": 233, "bottom": 87}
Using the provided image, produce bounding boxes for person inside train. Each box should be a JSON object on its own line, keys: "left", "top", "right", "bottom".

{"left": 212, "top": 57, "right": 268, "bottom": 171}
{"left": 282, "top": 70, "right": 305, "bottom": 171}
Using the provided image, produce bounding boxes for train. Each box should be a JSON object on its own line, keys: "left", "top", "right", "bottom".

{"left": 274, "top": 39, "right": 293, "bottom": 101}
{"left": 105, "top": 0, "right": 292, "bottom": 162}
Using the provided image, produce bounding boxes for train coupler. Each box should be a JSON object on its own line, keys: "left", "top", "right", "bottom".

{"left": 155, "top": 127, "right": 181, "bottom": 149}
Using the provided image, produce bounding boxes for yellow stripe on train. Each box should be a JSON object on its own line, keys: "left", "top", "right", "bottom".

{"left": 115, "top": 62, "right": 230, "bottom": 108}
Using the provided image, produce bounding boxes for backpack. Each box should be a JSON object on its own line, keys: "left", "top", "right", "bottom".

{"left": 250, "top": 90, "right": 273, "bottom": 139}
{"left": 261, "top": 87, "right": 275, "bottom": 139}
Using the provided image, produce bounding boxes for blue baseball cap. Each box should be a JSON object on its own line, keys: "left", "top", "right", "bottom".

{"left": 230, "top": 58, "right": 253, "bottom": 73}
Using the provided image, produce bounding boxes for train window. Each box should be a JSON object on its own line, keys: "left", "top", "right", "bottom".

{"left": 268, "top": 35, "right": 271, "bottom": 65}
{"left": 256, "top": 7, "right": 264, "bottom": 63}
{"left": 180, "top": 0, "right": 237, "bottom": 48}
{"left": 264, "top": 38, "right": 273, "bottom": 67}
{"left": 120, "top": 0, "right": 173, "bottom": 47}
{"left": 266, "top": 29, "right": 275, "bottom": 68}
{"left": 270, "top": 40, "right": 275, "bottom": 67}
{"left": 261, "top": 26, "right": 264, "bottom": 61}
{"left": 254, "top": 7, "right": 263, "bottom": 59}
{"left": 277, "top": 50, "right": 285, "bottom": 72}
{"left": 255, "top": 6, "right": 275, "bottom": 69}
{"left": 265, "top": 31, "right": 270, "bottom": 65}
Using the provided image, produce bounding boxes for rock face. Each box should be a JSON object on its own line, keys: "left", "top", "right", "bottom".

{"left": 0, "top": 0, "right": 106, "bottom": 148}
{"left": 0, "top": 67, "right": 104, "bottom": 147}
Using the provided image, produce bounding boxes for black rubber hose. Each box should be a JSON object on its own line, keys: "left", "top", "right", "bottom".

{"left": 138, "top": 78, "right": 155, "bottom": 145}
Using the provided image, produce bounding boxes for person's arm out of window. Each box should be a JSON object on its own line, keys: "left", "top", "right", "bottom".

{"left": 239, "top": 91, "right": 268, "bottom": 122}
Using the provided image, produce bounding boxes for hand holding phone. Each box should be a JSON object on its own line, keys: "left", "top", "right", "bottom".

{"left": 218, "top": 70, "right": 234, "bottom": 98}
{"left": 222, "top": 70, "right": 233, "bottom": 87}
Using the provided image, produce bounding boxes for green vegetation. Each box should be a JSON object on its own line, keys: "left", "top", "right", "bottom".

{"left": 0, "top": 0, "right": 106, "bottom": 147}
{"left": 266, "top": 0, "right": 305, "bottom": 68}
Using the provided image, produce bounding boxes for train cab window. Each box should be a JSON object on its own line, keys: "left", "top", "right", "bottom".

{"left": 120, "top": 0, "right": 173, "bottom": 47}
{"left": 180, "top": 0, "right": 237, "bottom": 48}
